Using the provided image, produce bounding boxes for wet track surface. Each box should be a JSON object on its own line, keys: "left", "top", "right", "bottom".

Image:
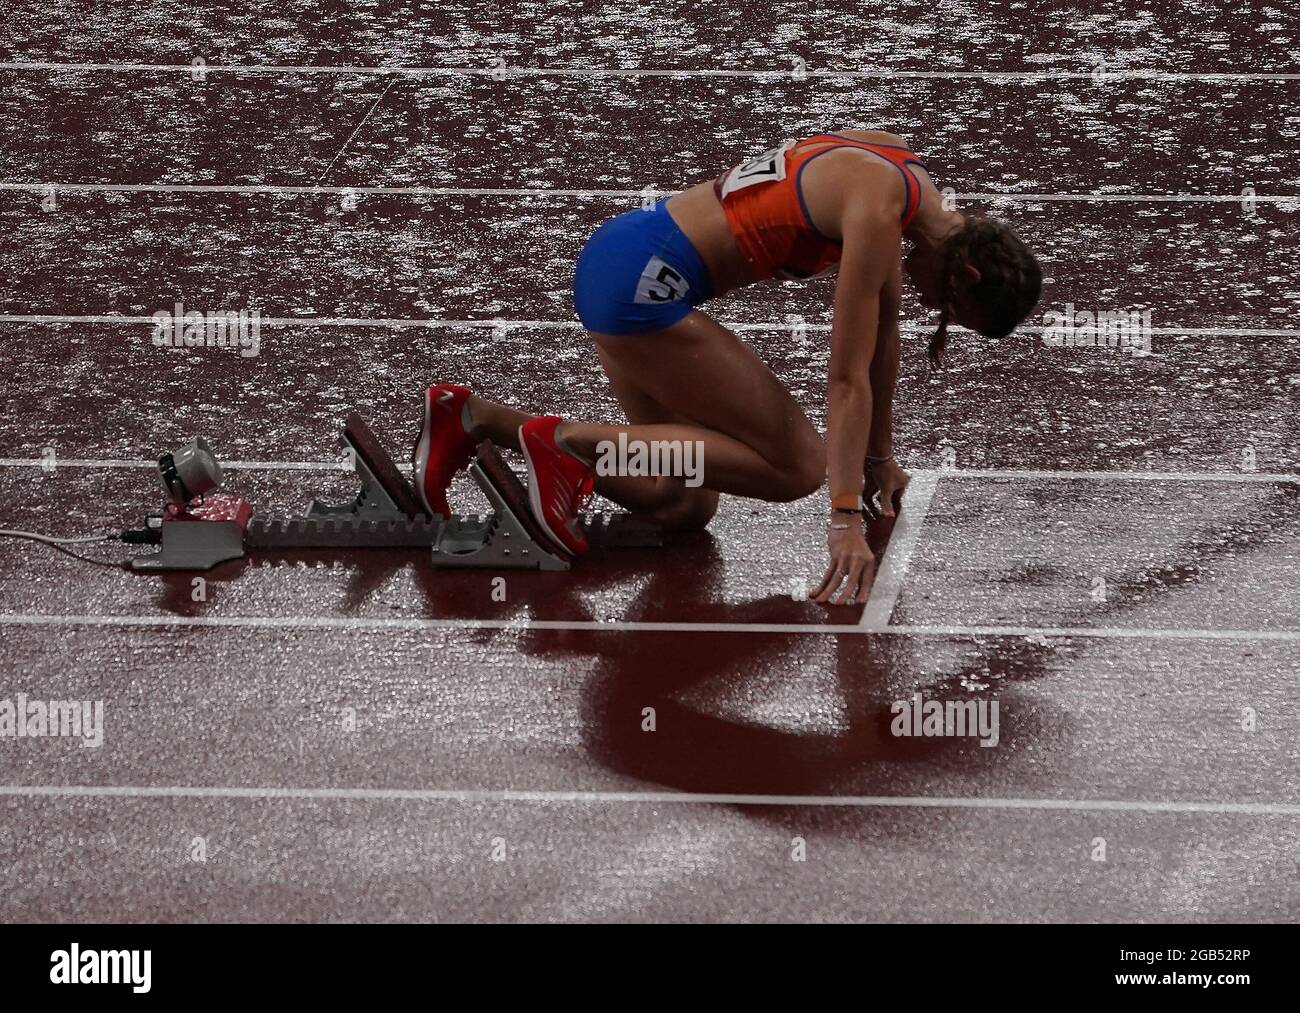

{"left": 4, "top": 1, "right": 1297, "bottom": 75}
{"left": 1, "top": 3, "right": 1299, "bottom": 921}
{"left": 1, "top": 198, "right": 1298, "bottom": 327}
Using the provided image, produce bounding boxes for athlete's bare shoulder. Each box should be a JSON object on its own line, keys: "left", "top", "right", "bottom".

{"left": 829, "top": 128, "right": 935, "bottom": 191}
{"left": 829, "top": 128, "right": 912, "bottom": 149}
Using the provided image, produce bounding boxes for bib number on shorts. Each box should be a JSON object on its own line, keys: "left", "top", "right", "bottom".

{"left": 634, "top": 256, "right": 690, "bottom": 304}
{"left": 720, "top": 140, "right": 794, "bottom": 199}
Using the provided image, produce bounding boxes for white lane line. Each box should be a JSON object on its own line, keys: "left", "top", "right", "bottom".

{"left": 1, "top": 62, "right": 1296, "bottom": 82}
{"left": 1, "top": 784, "right": 1297, "bottom": 815}
{"left": 0, "top": 458, "right": 345, "bottom": 471}
{"left": 3, "top": 459, "right": 1292, "bottom": 484}
{"left": 1, "top": 315, "right": 1297, "bottom": 340}
{"left": 885, "top": 625, "right": 1300, "bottom": 642}
{"left": 860, "top": 473, "right": 940, "bottom": 630}
{"left": 964, "top": 192, "right": 1300, "bottom": 204}
{"left": 2, "top": 183, "right": 1296, "bottom": 204}
{"left": 0, "top": 183, "right": 644, "bottom": 197}
{"left": 0, "top": 613, "right": 860, "bottom": 635}
{"left": 1, "top": 613, "right": 1297, "bottom": 642}
{"left": 935, "top": 468, "right": 1300, "bottom": 483}
{"left": 0, "top": 314, "right": 582, "bottom": 328}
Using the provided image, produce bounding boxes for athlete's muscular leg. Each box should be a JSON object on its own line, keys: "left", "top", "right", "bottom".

{"left": 462, "top": 397, "right": 528, "bottom": 453}
{"left": 588, "top": 351, "right": 720, "bottom": 529}
{"left": 578, "top": 311, "right": 825, "bottom": 502}
{"left": 465, "top": 310, "right": 826, "bottom": 526}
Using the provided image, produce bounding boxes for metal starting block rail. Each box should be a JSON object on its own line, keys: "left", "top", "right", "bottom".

{"left": 129, "top": 413, "right": 662, "bottom": 572}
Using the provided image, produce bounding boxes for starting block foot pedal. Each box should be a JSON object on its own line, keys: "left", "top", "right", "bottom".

{"left": 432, "top": 442, "right": 573, "bottom": 570}
{"left": 307, "top": 412, "right": 428, "bottom": 520}
{"left": 244, "top": 412, "right": 437, "bottom": 553}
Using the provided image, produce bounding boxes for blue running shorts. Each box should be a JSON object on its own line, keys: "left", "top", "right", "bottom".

{"left": 573, "top": 200, "right": 714, "bottom": 335}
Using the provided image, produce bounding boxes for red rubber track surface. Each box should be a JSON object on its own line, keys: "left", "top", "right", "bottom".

{"left": 0, "top": 2, "right": 1297, "bottom": 922}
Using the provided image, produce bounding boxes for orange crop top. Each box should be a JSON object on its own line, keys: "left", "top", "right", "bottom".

{"left": 713, "top": 133, "right": 927, "bottom": 281}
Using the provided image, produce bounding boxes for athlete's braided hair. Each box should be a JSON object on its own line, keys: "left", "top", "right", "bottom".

{"left": 928, "top": 218, "right": 1042, "bottom": 365}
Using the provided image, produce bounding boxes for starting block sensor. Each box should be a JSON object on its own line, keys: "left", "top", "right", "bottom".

{"left": 127, "top": 413, "right": 662, "bottom": 572}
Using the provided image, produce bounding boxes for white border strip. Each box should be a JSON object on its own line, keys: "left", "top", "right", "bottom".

{"left": 860, "top": 473, "right": 940, "bottom": 630}
{"left": 1, "top": 62, "right": 1296, "bottom": 82}
{"left": 0, "top": 613, "right": 1297, "bottom": 642}
{"left": 1, "top": 783, "right": 1296, "bottom": 814}
{"left": 2, "top": 183, "right": 1295, "bottom": 204}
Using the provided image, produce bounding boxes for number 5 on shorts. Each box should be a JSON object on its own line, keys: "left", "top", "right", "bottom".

{"left": 634, "top": 256, "right": 690, "bottom": 304}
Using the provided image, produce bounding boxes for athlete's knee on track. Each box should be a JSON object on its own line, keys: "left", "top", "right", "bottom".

{"left": 768, "top": 432, "right": 826, "bottom": 502}
{"left": 648, "top": 487, "right": 719, "bottom": 531}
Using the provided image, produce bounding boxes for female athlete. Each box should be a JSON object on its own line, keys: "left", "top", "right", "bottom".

{"left": 412, "top": 130, "right": 1041, "bottom": 604}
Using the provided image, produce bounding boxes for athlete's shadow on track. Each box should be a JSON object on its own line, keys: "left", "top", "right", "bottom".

{"left": 568, "top": 482, "right": 1300, "bottom": 812}
{"left": 548, "top": 537, "right": 1058, "bottom": 808}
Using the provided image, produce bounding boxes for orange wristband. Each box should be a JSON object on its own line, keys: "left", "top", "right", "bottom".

{"left": 831, "top": 493, "right": 864, "bottom": 511}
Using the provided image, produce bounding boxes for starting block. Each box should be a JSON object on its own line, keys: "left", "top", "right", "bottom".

{"left": 129, "top": 413, "right": 662, "bottom": 572}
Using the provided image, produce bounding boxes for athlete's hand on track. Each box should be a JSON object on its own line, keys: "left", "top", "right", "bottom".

{"left": 863, "top": 459, "right": 911, "bottom": 518}
{"left": 814, "top": 520, "right": 876, "bottom": 605}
